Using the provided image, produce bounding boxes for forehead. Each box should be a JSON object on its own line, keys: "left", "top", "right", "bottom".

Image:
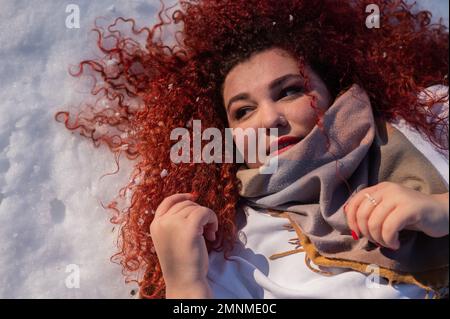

{"left": 223, "top": 48, "right": 299, "bottom": 102}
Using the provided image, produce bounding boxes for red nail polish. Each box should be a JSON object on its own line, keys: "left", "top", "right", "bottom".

{"left": 191, "top": 191, "right": 199, "bottom": 199}
{"left": 351, "top": 230, "right": 359, "bottom": 240}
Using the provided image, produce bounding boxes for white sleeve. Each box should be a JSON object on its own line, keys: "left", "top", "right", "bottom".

{"left": 418, "top": 84, "right": 449, "bottom": 152}
{"left": 390, "top": 85, "right": 449, "bottom": 187}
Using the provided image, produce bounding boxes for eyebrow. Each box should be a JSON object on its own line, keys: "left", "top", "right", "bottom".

{"left": 225, "top": 73, "right": 302, "bottom": 112}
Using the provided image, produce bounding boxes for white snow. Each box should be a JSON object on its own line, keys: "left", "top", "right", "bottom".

{"left": 0, "top": 0, "right": 447, "bottom": 299}
{"left": 160, "top": 169, "right": 169, "bottom": 179}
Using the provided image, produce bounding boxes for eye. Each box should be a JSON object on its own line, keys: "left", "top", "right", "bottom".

{"left": 234, "top": 106, "right": 254, "bottom": 120}
{"left": 278, "top": 86, "right": 304, "bottom": 100}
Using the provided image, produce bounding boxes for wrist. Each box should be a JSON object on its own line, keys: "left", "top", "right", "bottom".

{"left": 425, "top": 192, "right": 449, "bottom": 237}
{"left": 432, "top": 192, "right": 449, "bottom": 209}
{"left": 431, "top": 192, "right": 449, "bottom": 219}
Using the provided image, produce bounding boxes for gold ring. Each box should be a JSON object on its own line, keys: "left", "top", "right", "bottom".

{"left": 364, "top": 193, "right": 378, "bottom": 206}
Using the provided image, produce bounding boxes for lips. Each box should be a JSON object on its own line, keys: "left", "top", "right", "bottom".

{"left": 268, "top": 135, "right": 303, "bottom": 156}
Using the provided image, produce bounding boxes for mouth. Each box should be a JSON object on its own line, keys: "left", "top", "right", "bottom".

{"left": 268, "top": 135, "right": 303, "bottom": 156}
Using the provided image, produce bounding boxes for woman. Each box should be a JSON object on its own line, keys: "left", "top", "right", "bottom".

{"left": 56, "top": 0, "right": 449, "bottom": 298}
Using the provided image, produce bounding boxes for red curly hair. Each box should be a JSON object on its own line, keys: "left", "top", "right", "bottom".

{"left": 55, "top": 0, "right": 448, "bottom": 298}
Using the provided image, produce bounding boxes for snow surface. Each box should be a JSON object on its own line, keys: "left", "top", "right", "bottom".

{"left": 0, "top": 0, "right": 448, "bottom": 299}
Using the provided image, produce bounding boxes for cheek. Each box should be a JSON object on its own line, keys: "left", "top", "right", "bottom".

{"left": 231, "top": 124, "right": 265, "bottom": 168}
{"left": 231, "top": 124, "right": 256, "bottom": 154}
{"left": 285, "top": 100, "right": 318, "bottom": 128}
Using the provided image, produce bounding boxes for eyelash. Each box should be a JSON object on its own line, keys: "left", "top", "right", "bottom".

{"left": 233, "top": 85, "right": 304, "bottom": 120}
{"left": 235, "top": 106, "right": 254, "bottom": 120}
{"left": 278, "top": 85, "right": 304, "bottom": 99}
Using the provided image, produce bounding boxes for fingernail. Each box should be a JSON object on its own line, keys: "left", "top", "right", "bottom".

{"left": 343, "top": 204, "right": 348, "bottom": 213}
{"left": 191, "top": 191, "right": 199, "bottom": 199}
{"left": 351, "top": 230, "right": 359, "bottom": 240}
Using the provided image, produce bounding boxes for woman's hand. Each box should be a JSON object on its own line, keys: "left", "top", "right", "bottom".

{"left": 150, "top": 192, "right": 218, "bottom": 298}
{"left": 344, "top": 181, "right": 449, "bottom": 250}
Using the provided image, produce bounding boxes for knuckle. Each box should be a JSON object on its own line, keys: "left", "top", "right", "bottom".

{"left": 160, "top": 195, "right": 172, "bottom": 206}
{"left": 356, "top": 208, "right": 368, "bottom": 220}
{"left": 187, "top": 199, "right": 199, "bottom": 207}
{"left": 196, "top": 206, "right": 210, "bottom": 216}
{"left": 384, "top": 181, "right": 398, "bottom": 191}
{"left": 367, "top": 219, "right": 380, "bottom": 233}
{"left": 156, "top": 217, "right": 173, "bottom": 230}
{"left": 346, "top": 214, "right": 356, "bottom": 226}
{"left": 346, "top": 203, "right": 353, "bottom": 212}
{"left": 346, "top": 205, "right": 355, "bottom": 219}
{"left": 150, "top": 217, "right": 160, "bottom": 228}
{"left": 380, "top": 181, "right": 391, "bottom": 187}
{"left": 382, "top": 224, "right": 395, "bottom": 242}
{"left": 149, "top": 221, "right": 160, "bottom": 237}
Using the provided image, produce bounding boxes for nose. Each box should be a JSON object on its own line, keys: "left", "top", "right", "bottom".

{"left": 258, "top": 101, "right": 288, "bottom": 131}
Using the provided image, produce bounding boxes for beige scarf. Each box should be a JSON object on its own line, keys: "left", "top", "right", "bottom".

{"left": 236, "top": 84, "right": 449, "bottom": 295}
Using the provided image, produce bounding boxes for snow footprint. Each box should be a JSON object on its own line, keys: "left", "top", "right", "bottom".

{"left": 50, "top": 198, "right": 66, "bottom": 224}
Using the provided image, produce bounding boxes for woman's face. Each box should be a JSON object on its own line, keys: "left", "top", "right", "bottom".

{"left": 222, "top": 47, "right": 332, "bottom": 168}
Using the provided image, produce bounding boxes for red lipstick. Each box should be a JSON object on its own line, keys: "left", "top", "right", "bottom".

{"left": 269, "top": 135, "right": 302, "bottom": 156}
